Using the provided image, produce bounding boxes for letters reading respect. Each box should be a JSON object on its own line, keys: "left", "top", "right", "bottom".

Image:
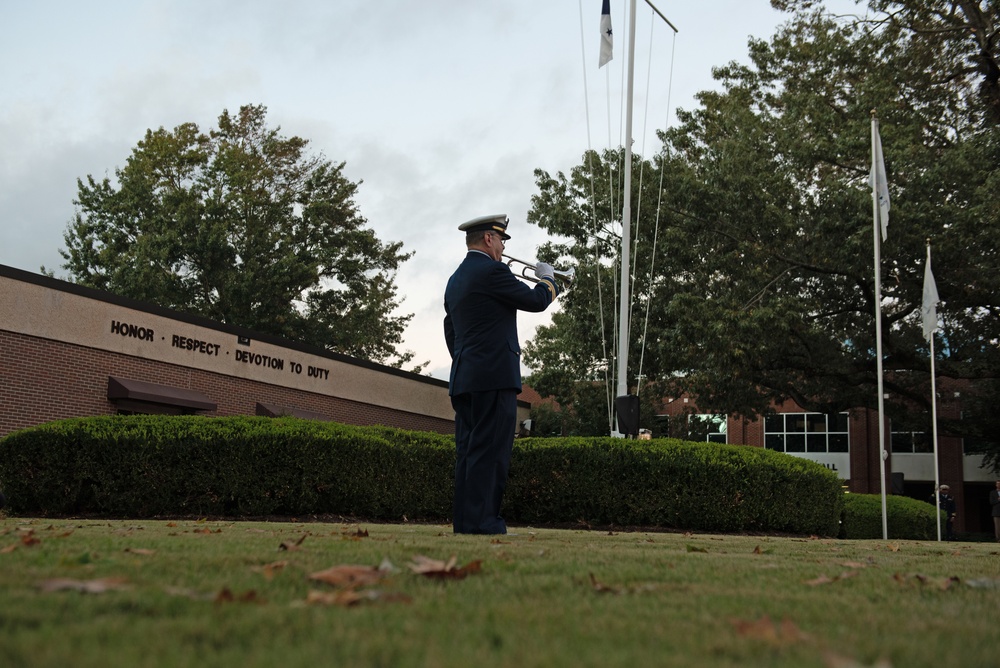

{"left": 171, "top": 334, "right": 221, "bottom": 356}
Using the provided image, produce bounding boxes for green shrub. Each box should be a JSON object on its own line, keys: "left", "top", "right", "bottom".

{"left": 839, "top": 493, "right": 943, "bottom": 540}
{"left": 0, "top": 416, "right": 843, "bottom": 535}
{"left": 0, "top": 416, "right": 455, "bottom": 519}
{"left": 506, "top": 437, "right": 842, "bottom": 535}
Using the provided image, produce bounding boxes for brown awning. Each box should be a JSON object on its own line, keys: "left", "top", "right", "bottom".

{"left": 255, "top": 402, "right": 330, "bottom": 421}
{"left": 107, "top": 376, "right": 216, "bottom": 412}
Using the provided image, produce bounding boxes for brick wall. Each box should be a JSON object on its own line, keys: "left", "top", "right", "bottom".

{"left": 0, "top": 330, "right": 454, "bottom": 437}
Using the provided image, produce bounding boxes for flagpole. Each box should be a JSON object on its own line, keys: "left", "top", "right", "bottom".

{"left": 871, "top": 111, "right": 889, "bottom": 540}
{"left": 611, "top": 0, "right": 677, "bottom": 437}
{"left": 930, "top": 320, "right": 941, "bottom": 541}
{"left": 926, "top": 239, "right": 942, "bottom": 542}
{"left": 614, "top": 0, "right": 637, "bottom": 405}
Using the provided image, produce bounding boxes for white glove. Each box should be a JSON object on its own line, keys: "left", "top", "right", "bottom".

{"left": 534, "top": 262, "right": 555, "bottom": 281}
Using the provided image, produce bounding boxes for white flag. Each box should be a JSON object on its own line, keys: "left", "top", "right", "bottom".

{"left": 922, "top": 245, "right": 940, "bottom": 342}
{"left": 870, "top": 118, "right": 890, "bottom": 241}
{"left": 599, "top": 0, "right": 613, "bottom": 68}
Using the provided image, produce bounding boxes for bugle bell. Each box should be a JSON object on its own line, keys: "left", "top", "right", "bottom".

{"left": 502, "top": 254, "right": 575, "bottom": 284}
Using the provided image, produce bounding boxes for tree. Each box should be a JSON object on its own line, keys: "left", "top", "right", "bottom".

{"left": 523, "top": 1, "right": 1000, "bottom": 458}
{"left": 61, "top": 104, "right": 423, "bottom": 369}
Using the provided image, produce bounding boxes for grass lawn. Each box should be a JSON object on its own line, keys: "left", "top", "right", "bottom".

{"left": 1, "top": 516, "right": 998, "bottom": 667}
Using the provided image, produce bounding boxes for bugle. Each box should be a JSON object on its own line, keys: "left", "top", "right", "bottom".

{"left": 503, "top": 254, "right": 576, "bottom": 284}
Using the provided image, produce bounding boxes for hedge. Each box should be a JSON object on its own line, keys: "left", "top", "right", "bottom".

{"left": 839, "top": 492, "right": 943, "bottom": 540}
{"left": 0, "top": 415, "right": 843, "bottom": 535}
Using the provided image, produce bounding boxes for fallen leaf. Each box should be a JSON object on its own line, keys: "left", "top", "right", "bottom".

{"left": 1, "top": 544, "right": 18, "bottom": 554}
{"left": 589, "top": 573, "right": 620, "bottom": 594}
{"left": 279, "top": 534, "right": 308, "bottom": 551}
{"left": 309, "top": 564, "right": 387, "bottom": 588}
{"left": 342, "top": 527, "right": 369, "bottom": 540}
{"left": 253, "top": 560, "right": 289, "bottom": 580}
{"left": 408, "top": 555, "right": 482, "bottom": 579}
{"left": 214, "top": 587, "right": 264, "bottom": 604}
{"left": 306, "top": 588, "right": 412, "bottom": 607}
{"left": 38, "top": 577, "right": 130, "bottom": 594}
{"left": 730, "top": 615, "right": 809, "bottom": 646}
{"left": 805, "top": 571, "right": 858, "bottom": 586}
{"left": 124, "top": 548, "right": 156, "bottom": 556}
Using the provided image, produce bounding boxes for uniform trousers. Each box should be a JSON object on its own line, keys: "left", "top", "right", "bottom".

{"left": 451, "top": 389, "right": 517, "bottom": 534}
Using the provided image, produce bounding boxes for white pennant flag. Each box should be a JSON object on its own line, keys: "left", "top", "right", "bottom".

{"left": 870, "top": 118, "right": 890, "bottom": 241}
{"left": 599, "top": 0, "right": 613, "bottom": 68}
{"left": 922, "top": 245, "right": 940, "bottom": 342}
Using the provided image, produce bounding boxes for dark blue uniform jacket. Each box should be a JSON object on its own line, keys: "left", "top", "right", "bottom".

{"left": 444, "top": 251, "right": 556, "bottom": 396}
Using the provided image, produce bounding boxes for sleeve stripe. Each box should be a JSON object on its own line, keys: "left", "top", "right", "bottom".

{"left": 539, "top": 278, "right": 558, "bottom": 302}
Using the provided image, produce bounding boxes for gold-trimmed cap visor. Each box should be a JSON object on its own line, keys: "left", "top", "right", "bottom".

{"left": 458, "top": 214, "right": 510, "bottom": 240}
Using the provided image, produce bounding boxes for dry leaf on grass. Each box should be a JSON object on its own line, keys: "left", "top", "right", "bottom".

{"left": 309, "top": 564, "right": 388, "bottom": 588}
{"left": 306, "top": 588, "right": 412, "bottom": 607}
{"left": 20, "top": 531, "right": 41, "bottom": 547}
{"left": 38, "top": 577, "right": 130, "bottom": 594}
{"left": 805, "top": 570, "right": 859, "bottom": 586}
{"left": 124, "top": 548, "right": 155, "bottom": 556}
{"left": 730, "top": 615, "right": 809, "bottom": 646}
{"left": 341, "top": 527, "right": 369, "bottom": 540}
{"left": 408, "top": 555, "right": 482, "bottom": 579}
{"left": 252, "top": 560, "right": 289, "bottom": 580}
{"left": 893, "top": 573, "right": 961, "bottom": 590}
{"left": 588, "top": 573, "right": 620, "bottom": 594}
{"left": 279, "top": 534, "right": 308, "bottom": 551}
{"left": 214, "top": 587, "right": 264, "bottom": 604}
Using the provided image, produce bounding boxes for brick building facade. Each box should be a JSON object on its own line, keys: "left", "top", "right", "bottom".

{"left": 657, "top": 393, "right": 998, "bottom": 535}
{"left": 0, "top": 264, "right": 530, "bottom": 444}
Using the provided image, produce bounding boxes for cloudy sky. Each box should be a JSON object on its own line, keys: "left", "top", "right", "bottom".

{"left": 1, "top": 0, "right": 858, "bottom": 380}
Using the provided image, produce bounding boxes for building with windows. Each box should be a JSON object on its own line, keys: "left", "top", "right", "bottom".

{"left": 658, "top": 394, "right": 998, "bottom": 536}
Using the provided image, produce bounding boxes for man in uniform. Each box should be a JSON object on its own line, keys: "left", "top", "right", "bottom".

{"left": 443, "top": 214, "right": 559, "bottom": 534}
